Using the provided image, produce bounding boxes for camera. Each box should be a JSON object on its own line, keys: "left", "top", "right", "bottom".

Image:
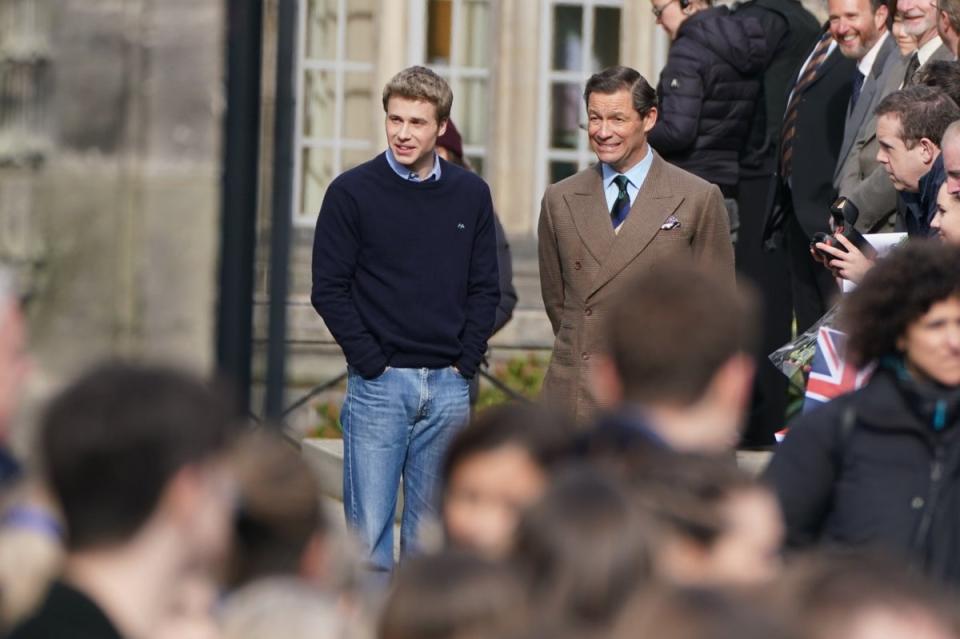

{"left": 810, "top": 197, "right": 875, "bottom": 261}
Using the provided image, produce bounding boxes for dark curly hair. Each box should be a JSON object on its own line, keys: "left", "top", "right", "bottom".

{"left": 842, "top": 240, "right": 960, "bottom": 367}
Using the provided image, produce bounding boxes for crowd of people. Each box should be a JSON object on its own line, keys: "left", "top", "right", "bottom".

{"left": 7, "top": 0, "right": 960, "bottom": 637}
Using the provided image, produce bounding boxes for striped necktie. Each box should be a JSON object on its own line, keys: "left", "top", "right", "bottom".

{"left": 780, "top": 32, "right": 834, "bottom": 181}
{"left": 611, "top": 175, "right": 631, "bottom": 228}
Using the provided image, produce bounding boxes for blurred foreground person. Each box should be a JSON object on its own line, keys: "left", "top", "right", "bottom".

{"left": 773, "top": 551, "right": 960, "bottom": 639}
{"left": 588, "top": 262, "right": 759, "bottom": 453}
{"left": 8, "top": 363, "right": 240, "bottom": 639}
{"left": 510, "top": 467, "right": 654, "bottom": 637}
{"left": 220, "top": 578, "right": 365, "bottom": 639}
{"left": 379, "top": 550, "right": 524, "bottom": 639}
{"left": 610, "top": 587, "right": 796, "bottom": 639}
{"left": 440, "top": 403, "right": 574, "bottom": 557}
{"left": 624, "top": 452, "right": 784, "bottom": 588}
{"left": 768, "top": 241, "right": 960, "bottom": 583}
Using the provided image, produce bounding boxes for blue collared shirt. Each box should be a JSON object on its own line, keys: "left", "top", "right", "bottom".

{"left": 601, "top": 147, "right": 655, "bottom": 213}
{"left": 385, "top": 148, "right": 442, "bottom": 182}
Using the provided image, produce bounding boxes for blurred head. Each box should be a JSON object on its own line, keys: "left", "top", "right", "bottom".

{"left": 844, "top": 241, "right": 960, "bottom": 385}
{"left": 511, "top": 467, "right": 654, "bottom": 632}
{"left": 441, "top": 403, "right": 574, "bottom": 557}
{"left": 829, "top": 0, "right": 890, "bottom": 60}
{"left": 893, "top": 10, "right": 921, "bottom": 53}
{"left": 40, "top": 362, "right": 239, "bottom": 567}
{"left": 932, "top": 182, "right": 960, "bottom": 243}
{"left": 583, "top": 66, "right": 659, "bottom": 173}
{"left": 650, "top": 0, "right": 712, "bottom": 40}
{"left": 226, "top": 432, "right": 329, "bottom": 589}
{"left": 916, "top": 60, "right": 960, "bottom": 106}
{"left": 592, "top": 262, "right": 759, "bottom": 452}
{"left": 379, "top": 551, "right": 524, "bottom": 639}
{"left": 435, "top": 119, "right": 468, "bottom": 168}
{"left": 898, "top": 0, "right": 940, "bottom": 40}
{"left": 624, "top": 452, "right": 783, "bottom": 588}
{"left": 611, "top": 587, "right": 796, "bottom": 639}
{"left": 875, "top": 86, "right": 959, "bottom": 192}
{"left": 941, "top": 120, "right": 960, "bottom": 195}
{"left": 382, "top": 66, "right": 451, "bottom": 175}
{"left": 220, "top": 578, "right": 362, "bottom": 639}
{"left": 0, "top": 272, "right": 28, "bottom": 447}
{"left": 937, "top": 0, "right": 960, "bottom": 49}
{"left": 773, "top": 551, "right": 959, "bottom": 639}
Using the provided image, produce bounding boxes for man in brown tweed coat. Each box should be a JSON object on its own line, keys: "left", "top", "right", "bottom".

{"left": 538, "top": 66, "right": 735, "bottom": 423}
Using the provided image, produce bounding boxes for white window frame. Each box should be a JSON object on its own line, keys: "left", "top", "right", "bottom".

{"left": 292, "top": 0, "right": 376, "bottom": 227}
{"left": 407, "top": 0, "right": 494, "bottom": 172}
{"left": 534, "top": 0, "right": 623, "bottom": 229}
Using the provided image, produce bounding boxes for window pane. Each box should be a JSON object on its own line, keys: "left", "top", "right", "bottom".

{"left": 593, "top": 8, "right": 620, "bottom": 70}
{"left": 553, "top": 5, "right": 583, "bottom": 71}
{"left": 301, "top": 147, "right": 336, "bottom": 216}
{"left": 550, "top": 83, "right": 582, "bottom": 150}
{"left": 427, "top": 0, "right": 453, "bottom": 64}
{"left": 302, "top": 70, "right": 335, "bottom": 139}
{"left": 550, "top": 161, "right": 578, "bottom": 184}
{"left": 456, "top": 77, "right": 488, "bottom": 146}
{"left": 305, "top": 0, "right": 337, "bottom": 60}
{"left": 343, "top": 148, "right": 372, "bottom": 172}
{"left": 462, "top": 0, "right": 491, "bottom": 68}
{"left": 344, "top": 0, "right": 376, "bottom": 63}
{"left": 343, "top": 72, "right": 374, "bottom": 140}
{"left": 467, "top": 155, "right": 484, "bottom": 176}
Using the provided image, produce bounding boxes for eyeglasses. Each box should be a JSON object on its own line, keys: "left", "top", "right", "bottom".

{"left": 651, "top": 0, "right": 678, "bottom": 20}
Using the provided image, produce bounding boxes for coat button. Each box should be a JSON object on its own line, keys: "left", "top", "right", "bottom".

{"left": 911, "top": 497, "right": 925, "bottom": 510}
{"left": 581, "top": 352, "right": 590, "bottom": 361}
{"left": 574, "top": 261, "right": 582, "bottom": 270}
{"left": 585, "top": 308, "right": 592, "bottom": 316}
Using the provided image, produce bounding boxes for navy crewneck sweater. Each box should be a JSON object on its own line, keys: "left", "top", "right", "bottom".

{"left": 311, "top": 153, "right": 500, "bottom": 379}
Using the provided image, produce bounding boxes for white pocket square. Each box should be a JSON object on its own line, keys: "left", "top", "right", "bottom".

{"left": 660, "top": 215, "right": 681, "bottom": 230}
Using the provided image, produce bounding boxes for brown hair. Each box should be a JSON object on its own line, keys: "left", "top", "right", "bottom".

{"left": 602, "top": 261, "right": 759, "bottom": 405}
{"left": 875, "top": 85, "right": 960, "bottom": 149}
{"left": 583, "top": 66, "right": 657, "bottom": 117}
{"left": 382, "top": 66, "right": 453, "bottom": 123}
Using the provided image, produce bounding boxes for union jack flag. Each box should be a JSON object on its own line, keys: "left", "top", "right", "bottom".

{"left": 803, "top": 327, "right": 873, "bottom": 413}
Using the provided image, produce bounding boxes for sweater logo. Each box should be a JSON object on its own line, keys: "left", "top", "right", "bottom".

{"left": 457, "top": 223, "right": 465, "bottom": 230}
{"left": 670, "top": 78, "right": 679, "bottom": 89}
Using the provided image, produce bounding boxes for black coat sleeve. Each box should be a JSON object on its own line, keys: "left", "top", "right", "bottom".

{"left": 763, "top": 400, "right": 846, "bottom": 547}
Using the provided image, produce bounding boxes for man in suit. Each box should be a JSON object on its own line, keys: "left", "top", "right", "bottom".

{"left": 832, "top": 0, "right": 900, "bottom": 233}
{"left": 764, "top": 26, "right": 856, "bottom": 333}
{"left": 538, "top": 66, "right": 734, "bottom": 424}
{"left": 841, "top": 0, "right": 954, "bottom": 229}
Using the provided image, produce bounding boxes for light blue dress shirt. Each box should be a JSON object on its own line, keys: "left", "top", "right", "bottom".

{"left": 385, "top": 148, "right": 442, "bottom": 182}
{"left": 601, "top": 148, "right": 655, "bottom": 214}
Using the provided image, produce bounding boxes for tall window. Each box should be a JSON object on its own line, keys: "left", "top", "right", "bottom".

{"left": 411, "top": 0, "right": 492, "bottom": 175}
{"left": 294, "top": 0, "right": 376, "bottom": 225}
{"left": 0, "top": 0, "right": 52, "bottom": 164}
{"left": 536, "top": 0, "right": 621, "bottom": 209}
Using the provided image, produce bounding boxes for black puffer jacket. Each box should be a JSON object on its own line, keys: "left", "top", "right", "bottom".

{"left": 648, "top": 6, "right": 769, "bottom": 187}
{"left": 765, "top": 367, "right": 960, "bottom": 584}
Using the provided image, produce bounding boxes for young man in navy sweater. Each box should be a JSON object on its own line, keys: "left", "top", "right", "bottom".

{"left": 311, "top": 66, "right": 499, "bottom": 576}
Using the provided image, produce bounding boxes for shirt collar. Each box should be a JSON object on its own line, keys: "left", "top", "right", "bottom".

{"left": 858, "top": 30, "right": 889, "bottom": 77}
{"left": 601, "top": 146, "right": 655, "bottom": 190}
{"left": 385, "top": 148, "right": 442, "bottom": 182}
{"left": 918, "top": 34, "right": 944, "bottom": 66}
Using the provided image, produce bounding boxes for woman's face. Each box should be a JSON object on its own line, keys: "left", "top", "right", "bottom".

{"left": 443, "top": 445, "right": 547, "bottom": 557}
{"left": 899, "top": 296, "right": 960, "bottom": 387}
{"left": 932, "top": 183, "right": 960, "bottom": 245}
{"left": 892, "top": 12, "right": 919, "bottom": 56}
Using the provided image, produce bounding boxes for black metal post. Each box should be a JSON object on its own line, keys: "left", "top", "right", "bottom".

{"left": 217, "top": 0, "right": 263, "bottom": 414}
{"left": 264, "top": 0, "right": 297, "bottom": 420}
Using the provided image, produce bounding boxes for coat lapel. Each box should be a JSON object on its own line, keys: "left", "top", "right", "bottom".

{"left": 565, "top": 165, "right": 616, "bottom": 264}
{"left": 588, "top": 155, "right": 682, "bottom": 298}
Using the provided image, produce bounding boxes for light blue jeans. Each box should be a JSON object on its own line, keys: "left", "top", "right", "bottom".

{"left": 341, "top": 366, "right": 470, "bottom": 574}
